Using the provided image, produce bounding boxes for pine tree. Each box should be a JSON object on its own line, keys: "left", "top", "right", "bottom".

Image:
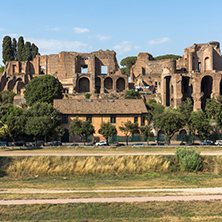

{"left": 31, "top": 43, "right": 39, "bottom": 60}
{"left": 23, "top": 42, "right": 32, "bottom": 61}
{"left": 2, "top": 36, "right": 13, "bottom": 64}
{"left": 17, "top": 36, "right": 24, "bottom": 61}
{"left": 12, "top": 38, "right": 17, "bottom": 60}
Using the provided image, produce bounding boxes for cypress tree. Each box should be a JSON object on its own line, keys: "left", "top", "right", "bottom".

{"left": 23, "top": 42, "right": 32, "bottom": 61}
{"left": 17, "top": 36, "right": 24, "bottom": 61}
{"left": 12, "top": 38, "right": 17, "bottom": 61}
{"left": 2, "top": 36, "right": 13, "bottom": 64}
{"left": 31, "top": 43, "right": 39, "bottom": 60}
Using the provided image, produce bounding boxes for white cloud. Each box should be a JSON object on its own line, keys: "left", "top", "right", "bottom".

{"left": 113, "top": 41, "right": 132, "bottom": 54}
{"left": 148, "top": 37, "right": 169, "bottom": 45}
{"left": 74, "top": 27, "right": 90, "bottom": 34}
{"left": 96, "top": 34, "right": 112, "bottom": 40}
{"left": 27, "top": 38, "right": 89, "bottom": 53}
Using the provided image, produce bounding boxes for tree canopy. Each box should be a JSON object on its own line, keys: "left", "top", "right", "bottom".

{"left": 24, "top": 75, "right": 63, "bottom": 106}
{"left": 125, "top": 89, "right": 141, "bottom": 99}
{"left": 154, "top": 54, "right": 182, "bottom": 60}
{"left": 98, "top": 122, "right": 117, "bottom": 145}
{"left": 69, "top": 117, "right": 95, "bottom": 145}
{"left": 2, "top": 36, "right": 14, "bottom": 64}
{"left": 120, "top": 56, "right": 137, "bottom": 76}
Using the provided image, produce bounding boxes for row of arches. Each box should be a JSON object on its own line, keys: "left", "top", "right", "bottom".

{"left": 79, "top": 77, "right": 126, "bottom": 93}
{"left": 165, "top": 75, "right": 222, "bottom": 110}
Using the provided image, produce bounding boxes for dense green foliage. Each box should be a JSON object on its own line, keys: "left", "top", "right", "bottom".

{"left": 2, "top": 36, "right": 14, "bottom": 64}
{"left": 0, "top": 65, "right": 4, "bottom": 73}
{"left": 125, "top": 89, "right": 141, "bottom": 99}
{"left": 24, "top": 75, "right": 63, "bottom": 106}
{"left": 2, "top": 35, "right": 39, "bottom": 63}
{"left": 154, "top": 54, "right": 182, "bottom": 60}
{"left": 120, "top": 56, "right": 137, "bottom": 76}
{"left": 99, "top": 122, "right": 117, "bottom": 144}
{"left": 154, "top": 109, "right": 185, "bottom": 144}
{"left": 140, "top": 125, "right": 154, "bottom": 145}
{"left": 69, "top": 117, "right": 95, "bottom": 145}
{"left": 175, "top": 147, "right": 202, "bottom": 172}
{"left": 119, "top": 120, "right": 138, "bottom": 146}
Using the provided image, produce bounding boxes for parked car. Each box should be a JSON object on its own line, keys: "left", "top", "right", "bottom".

{"left": 85, "top": 143, "right": 95, "bottom": 146}
{"left": 201, "top": 141, "right": 214, "bottom": 146}
{"left": 48, "top": 141, "right": 62, "bottom": 146}
{"left": 71, "top": 143, "right": 79, "bottom": 147}
{"left": 215, "top": 140, "right": 222, "bottom": 146}
{"left": 132, "top": 143, "right": 144, "bottom": 147}
{"left": 95, "top": 141, "right": 107, "bottom": 146}
{"left": 31, "top": 141, "right": 45, "bottom": 146}
{"left": 0, "top": 141, "right": 7, "bottom": 147}
{"left": 14, "top": 141, "right": 26, "bottom": 146}
{"left": 179, "top": 142, "right": 186, "bottom": 146}
{"left": 115, "top": 143, "right": 125, "bottom": 147}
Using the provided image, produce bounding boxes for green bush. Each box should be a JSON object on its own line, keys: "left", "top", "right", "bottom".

{"left": 175, "top": 148, "right": 202, "bottom": 172}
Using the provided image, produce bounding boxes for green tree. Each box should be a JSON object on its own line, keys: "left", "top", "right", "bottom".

{"left": 0, "top": 121, "right": 9, "bottom": 138}
{"left": 12, "top": 38, "right": 17, "bottom": 61}
{"left": 7, "top": 114, "right": 27, "bottom": 142}
{"left": 69, "top": 117, "right": 95, "bottom": 145}
{"left": 140, "top": 125, "right": 154, "bottom": 145}
{"left": 2, "top": 36, "right": 13, "bottom": 64}
{"left": 24, "top": 75, "right": 63, "bottom": 106}
{"left": 154, "top": 54, "right": 182, "bottom": 60}
{"left": 178, "top": 98, "right": 194, "bottom": 143}
{"left": 0, "top": 66, "right": 4, "bottom": 73}
{"left": 31, "top": 43, "right": 39, "bottom": 59}
{"left": 17, "top": 36, "right": 25, "bottom": 61}
{"left": 98, "top": 122, "right": 117, "bottom": 145}
{"left": 23, "top": 41, "right": 32, "bottom": 61}
{"left": 26, "top": 116, "right": 51, "bottom": 146}
{"left": 119, "top": 120, "right": 138, "bottom": 146}
{"left": 125, "top": 89, "right": 141, "bottom": 99}
{"left": 120, "top": 56, "right": 137, "bottom": 76}
{"left": 153, "top": 109, "right": 185, "bottom": 145}
{"left": 146, "top": 99, "right": 164, "bottom": 123}
{"left": 190, "top": 110, "right": 213, "bottom": 143}
{"left": 0, "top": 90, "right": 16, "bottom": 105}
{"left": 27, "top": 102, "right": 62, "bottom": 140}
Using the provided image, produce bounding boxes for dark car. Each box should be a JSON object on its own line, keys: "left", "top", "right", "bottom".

{"left": 115, "top": 143, "right": 125, "bottom": 147}
{"left": 31, "top": 141, "right": 45, "bottom": 146}
{"left": 0, "top": 141, "right": 7, "bottom": 147}
{"left": 85, "top": 143, "right": 95, "bottom": 146}
{"left": 71, "top": 143, "right": 79, "bottom": 147}
{"left": 14, "top": 141, "right": 26, "bottom": 146}
{"left": 48, "top": 141, "right": 62, "bottom": 146}
{"left": 179, "top": 142, "right": 186, "bottom": 146}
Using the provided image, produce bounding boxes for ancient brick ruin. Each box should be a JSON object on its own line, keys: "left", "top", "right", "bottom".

{"left": 131, "top": 41, "right": 222, "bottom": 110}
{"left": 4, "top": 49, "right": 128, "bottom": 95}
{"left": 3, "top": 41, "right": 222, "bottom": 111}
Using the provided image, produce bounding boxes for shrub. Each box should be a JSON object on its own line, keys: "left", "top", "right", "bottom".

{"left": 85, "top": 93, "right": 91, "bottom": 99}
{"left": 175, "top": 148, "right": 202, "bottom": 172}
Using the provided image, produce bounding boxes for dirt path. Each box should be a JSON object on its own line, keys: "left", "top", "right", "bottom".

{"left": 2, "top": 187, "right": 222, "bottom": 205}
{"left": 1, "top": 150, "right": 222, "bottom": 156}
{"left": 1, "top": 195, "right": 222, "bottom": 205}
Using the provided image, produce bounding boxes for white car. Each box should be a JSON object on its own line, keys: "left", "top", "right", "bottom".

{"left": 95, "top": 141, "right": 107, "bottom": 146}
{"left": 215, "top": 141, "right": 222, "bottom": 146}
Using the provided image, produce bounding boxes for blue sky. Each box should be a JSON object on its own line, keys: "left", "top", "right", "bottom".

{"left": 1, "top": 0, "right": 222, "bottom": 65}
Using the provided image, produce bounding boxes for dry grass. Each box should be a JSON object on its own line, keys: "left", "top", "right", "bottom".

{"left": 4, "top": 155, "right": 170, "bottom": 177}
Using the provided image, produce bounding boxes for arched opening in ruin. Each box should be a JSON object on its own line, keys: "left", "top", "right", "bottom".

{"left": 198, "top": 62, "right": 201, "bottom": 71}
{"left": 40, "top": 66, "right": 45, "bottom": 74}
{"left": 165, "top": 76, "right": 171, "bottom": 106}
{"left": 220, "top": 79, "right": 222, "bottom": 95}
{"left": 95, "top": 77, "right": 101, "bottom": 94}
{"left": 116, "top": 78, "right": 125, "bottom": 92}
{"left": 179, "top": 129, "right": 187, "bottom": 142}
{"left": 201, "top": 75, "right": 213, "bottom": 111}
{"left": 204, "top": 57, "right": 210, "bottom": 71}
{"left": 104, "top": 77, "right": 113, "bottom": 90}
{"left": 181, "top": 76, "right": 193, "bottom": 103}
{"left": 79, "top": 77, "right": 90, "bottom": 93}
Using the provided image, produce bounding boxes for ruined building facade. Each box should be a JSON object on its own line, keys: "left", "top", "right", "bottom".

{"left": 131, "top": 41, "right": 222, "bottom": 110}
{"left": 4, "top": 49, "right": 128, "bottom": 95}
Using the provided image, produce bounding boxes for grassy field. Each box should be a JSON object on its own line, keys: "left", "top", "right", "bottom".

{"left": 1, "top": 201, "right": 222, "bottom": 221}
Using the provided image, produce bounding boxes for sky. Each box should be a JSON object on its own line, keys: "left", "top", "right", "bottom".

{"left": 1, "top": 0, "right": 222, "bottom": 65}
